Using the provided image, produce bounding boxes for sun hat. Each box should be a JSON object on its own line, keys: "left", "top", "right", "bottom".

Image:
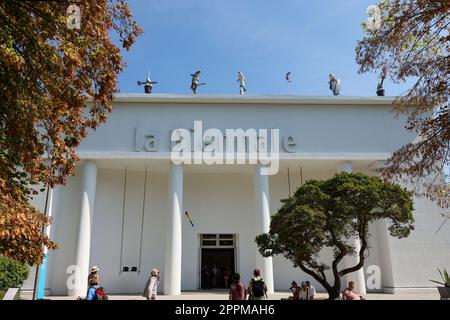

{"left": 91, "top": 266, "right": 100, "bottom": 273}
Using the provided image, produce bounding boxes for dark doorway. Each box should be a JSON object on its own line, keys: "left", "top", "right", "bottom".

{"left": 201, "top": 248, "right": 235, "bottom": 289}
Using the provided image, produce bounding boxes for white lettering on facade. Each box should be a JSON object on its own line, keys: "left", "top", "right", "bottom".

{"left": 135, "top": 122, "right": 297, "bottom": 175}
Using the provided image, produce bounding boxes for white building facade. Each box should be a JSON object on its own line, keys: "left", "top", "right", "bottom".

{"left": 30, "top": 94, "right": 450, "bottom": 296}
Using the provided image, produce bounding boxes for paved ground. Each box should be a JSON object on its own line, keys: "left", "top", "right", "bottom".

{"left": 20, "top": 290, "right": 441, "bottom": 300}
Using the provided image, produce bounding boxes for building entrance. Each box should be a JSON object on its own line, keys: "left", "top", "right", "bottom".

{"left": 200, "top": 234, "right": 236, "bottom": 289}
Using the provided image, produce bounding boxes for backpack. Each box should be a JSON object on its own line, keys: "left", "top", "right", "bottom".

{"left": 251, "top": 279, "right": 265, "bottom": 298}
{"left": 95, "top": 287, "right": 109, "bottom": 300}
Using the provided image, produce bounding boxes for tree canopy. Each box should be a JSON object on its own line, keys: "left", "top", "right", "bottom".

{"left": 256, "top": 172, "right": 414, "bottom": 299}
{"left": 0, "top": 0, "right": 142, "bottom": 265}
{"left": 356, "top": 0, "right": 449, "bottom": 207}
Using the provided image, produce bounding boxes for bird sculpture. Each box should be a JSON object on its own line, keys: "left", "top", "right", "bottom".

{"left": 190, "top": 71, "right": 206, "bottom": 94}
{"left": 285, "top": 72, "right": 292, "bottom": 83}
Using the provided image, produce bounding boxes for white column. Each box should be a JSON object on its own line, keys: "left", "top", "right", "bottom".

{"left": 164, "top": 163, "right": 183, "bottom": 295}
{"left": 69, "top": 160, "right": 97, "bottom": 296}
{"left": 337, "top": 161, "right": 366, "bottom": 294}
{"left": 370, "top": 160, "right": 395, "bottom": 292}
{"left": 43, "top": 187, "right": 55, "bottom": 250}
{"left": 254, "top": 165, "right": 274, "bottom": 294}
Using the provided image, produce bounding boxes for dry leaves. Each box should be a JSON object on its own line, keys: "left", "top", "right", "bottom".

{"left": 356, "top": 0, "right": 449, "bottom": 207}
{"left": 0, "top": 0, "right": 142, "bottom": 265}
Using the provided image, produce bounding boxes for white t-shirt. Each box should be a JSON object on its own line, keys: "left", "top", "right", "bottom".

{"left": 299, "top": 287, "right": 314, "bottom": 300}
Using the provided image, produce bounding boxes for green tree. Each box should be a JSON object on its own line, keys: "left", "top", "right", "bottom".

{"left": 256, "top": 172, "right": 414, "bottom": 300}
{"left": 356, "top": 0, "right": 449, "bottom": 207}
{"left": 0, "top": 1, "right": 142, "bottom": 265}
{"left": 0, "top": 256, "right": 29, "bottom": 291}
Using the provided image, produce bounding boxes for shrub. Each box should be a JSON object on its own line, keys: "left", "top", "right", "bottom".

{"left": 0, "top": 256, "right": 29, "bottom": 291}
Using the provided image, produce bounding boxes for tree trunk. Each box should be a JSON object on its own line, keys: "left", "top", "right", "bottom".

{"left": 328, "top": 288, "right": 341, "bottom": 300}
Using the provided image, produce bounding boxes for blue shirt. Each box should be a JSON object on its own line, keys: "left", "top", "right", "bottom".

{"left": 86, "top": 285, "right": 99, "bottom": 300}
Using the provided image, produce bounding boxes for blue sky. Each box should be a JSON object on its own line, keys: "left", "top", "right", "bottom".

{"left": 117, "top": 0, "right": 412, "bottom": 96}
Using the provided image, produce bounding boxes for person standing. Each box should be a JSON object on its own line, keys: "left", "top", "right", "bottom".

{"left": 211, "top": 265, "right": 219, "bottom": 288}
{"left": 88, "top": 265, "right": 100, "bottom": 287}
{"left": 223, "top": 268, "right": 231, "bottom": 289}
{"left": 247, "top": 268, "right": 268, "bottom": 300}
{"left": 143, "top": 268, "right": 160, "bottom": 300}
{"left": 201, "top": 265, "right": 211, "bottom": 289}
{"left": 85, "top": 266, "right": 101, "bottom": 300}
{"left": 229, "top": 273, "right": 246, "bottom": 300}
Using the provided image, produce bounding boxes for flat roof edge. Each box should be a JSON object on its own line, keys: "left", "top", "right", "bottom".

{"left": 109, "top": 93, "right": 395, "bottom": 105}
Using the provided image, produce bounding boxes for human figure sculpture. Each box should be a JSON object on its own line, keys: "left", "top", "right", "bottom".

{"left": 328, "top": 74, "right": 341, "bottom": 96}
{"left": 137, "top": 72, "right": 158, "bottom": 94}
{"left": 190, "top": 71, "right": 206, "bottom": 94}
{"left": 286, "top": 72, "right": 292, "bottom": 95}
{"left": 237, "top": 71, "right": 247, "bottom": 95}
{"left": 377, "top": 66, "right": 387, "bottom": 96}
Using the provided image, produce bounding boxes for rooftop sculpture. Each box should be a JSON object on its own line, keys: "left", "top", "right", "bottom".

{"left": 285, "top": 72, "right": 292, "bottom": 83}
{"left": 237, "top": 71, "right": 247, "bottom": 95}
{"left": 132, "top": 70, "right": 393, "bottom": 97}
{"left": 137, "top": 72, "right": 157, "bottom": 94}
{"left": 328, "top": 74, "right": 341, "bottom": 96}
{"left": 376, "top": 66, "right": 387, "bottom": 96}
{"left": 190, "top": 71, "right": 206, "bottom": 94}
{"left": 286, "top": 72, "right": 292, "bottom": 95}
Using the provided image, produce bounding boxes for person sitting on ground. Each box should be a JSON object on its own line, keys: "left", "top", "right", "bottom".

{"left": 298, "top": 281, "right": 314, "bottom": 300}
{"left": 288, "top": 281, "right": 301, "bottom": 300}
{"left": 247, "top": 268, "right": 268, "bottom": 300}
{"left": 305, "top": 281, "right": 316, "bottom": 300}
{"left": 342, "top": 281, "right": 365, "bottom": 300}
{"left": 229, "top": 273, "right": 246, "bottom": 300}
